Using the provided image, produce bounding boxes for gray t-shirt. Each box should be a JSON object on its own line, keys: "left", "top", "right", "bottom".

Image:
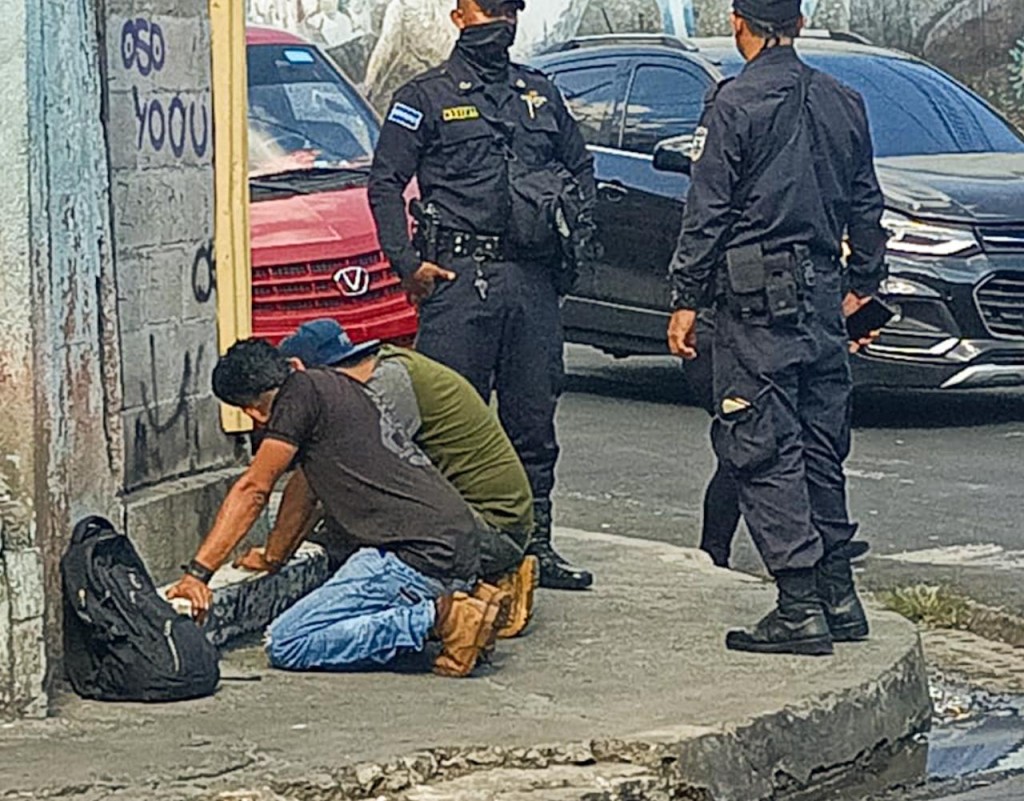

{"left": 368, "top": 358, "right": 421, "bottom": 436}
{"left": 264, "top": 369, "right": 480, "bottom": 580}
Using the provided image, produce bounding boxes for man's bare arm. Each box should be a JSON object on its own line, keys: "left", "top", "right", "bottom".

{"left": 168, "top": 438, "right": 298, "bottom": 622}
{"left": 194, "top": 438, "right": 299, "bottom": 569}
{"left": 264, "top": 469, "right": 320, "bottom": 565}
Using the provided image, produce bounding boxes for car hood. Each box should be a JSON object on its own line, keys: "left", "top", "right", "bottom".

{"left": 876, "top": 153, "right": 1024, "bottom": 225}
{"left": 250, "top": 186, "right": 382, "bottom": 266}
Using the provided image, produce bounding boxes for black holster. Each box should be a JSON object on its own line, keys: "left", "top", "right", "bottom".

{"left": 718, "top": 244, "right": 812, "bottom": 326}
{"left": 410, "top": 199, "right": 442, "bottom": 265}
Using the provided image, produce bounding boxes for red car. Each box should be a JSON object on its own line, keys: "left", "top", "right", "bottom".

{"left": 246, "top": 26, "right": 417, "bottom": 345}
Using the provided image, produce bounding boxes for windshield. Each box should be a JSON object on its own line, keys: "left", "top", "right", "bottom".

{"left": 805, "top": 53, "right": 1024, "bottom": 158}
{"left": 247, "top": 43, "right": 380, "bottom": 179}
{"left": 708, "top": 48, "right": 1024, "bottom": 158}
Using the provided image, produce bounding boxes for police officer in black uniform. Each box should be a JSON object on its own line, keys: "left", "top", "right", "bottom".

{"left": 368, "top": 0, "right": 596, "bottom": 590}
{"left": 667, "top": 0, "right": 888, "bottom": 655}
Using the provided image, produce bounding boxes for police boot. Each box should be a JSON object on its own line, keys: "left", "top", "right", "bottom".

{"left": 816, "top": 545, "right": 870, "bottom": 642}
{"left": 726, "top": 569, "right": 834, "bottom": 656}
{"left": 527, "top": 501, "right": 594, "bottom": 591}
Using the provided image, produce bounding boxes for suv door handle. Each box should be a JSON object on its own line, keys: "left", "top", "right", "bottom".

{"left": 597, "top": 181, "right": 628, "bottom": 202}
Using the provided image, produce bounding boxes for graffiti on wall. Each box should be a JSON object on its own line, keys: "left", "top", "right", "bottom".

{"left": 912, "top": 0, "right": 1024, "bottom": 129}
{"left": 121, "top": 18, "right": 211, "bottom": 158}
{"left": 132, "top": 334, "right": 206, "bottom": 480}
{"left": 109, "top": 11, "right": 230, "bottom": 490}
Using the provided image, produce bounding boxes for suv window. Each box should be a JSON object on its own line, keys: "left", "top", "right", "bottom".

{"left": 621, "top": 64, "right": 709, "bottom": 155}
{"left": 548, "top": 63, "right": 619, "bottom": 146}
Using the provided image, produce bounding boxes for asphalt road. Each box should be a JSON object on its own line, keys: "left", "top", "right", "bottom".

{"left": 554, "top": 345, "right": 1024, "bottom": 611}
{"left": 553, "top": 345, "right": 1024, "bottom": 801}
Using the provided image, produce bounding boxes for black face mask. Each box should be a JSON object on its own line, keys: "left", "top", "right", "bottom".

{"left": 456, "top": 20, "right": 517, "bottom": 81}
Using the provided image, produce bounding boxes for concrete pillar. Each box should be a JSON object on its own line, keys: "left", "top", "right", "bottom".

{"left": 1, "top": 0, "right": 249, "bottom": 719}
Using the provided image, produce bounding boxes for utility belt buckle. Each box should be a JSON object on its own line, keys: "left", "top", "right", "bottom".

{"left": 450, "top": 231, "right": 504, "bottom": 262}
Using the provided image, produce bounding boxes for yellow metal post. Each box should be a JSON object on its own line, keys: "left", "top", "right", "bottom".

{"left": 209, "top": 0, "right": 253, "bottom": 433}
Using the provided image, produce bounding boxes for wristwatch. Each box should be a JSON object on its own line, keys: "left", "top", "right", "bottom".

{"left": 181, "top": 559, "right": 215, "bottom": 584}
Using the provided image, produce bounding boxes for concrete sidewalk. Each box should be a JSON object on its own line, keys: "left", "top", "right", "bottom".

{"left": 0, "top": 530, "right": 931, "bottom": 801}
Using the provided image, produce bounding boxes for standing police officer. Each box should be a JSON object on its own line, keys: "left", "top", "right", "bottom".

{"left": 368, "top": 0, "right": 596, "bottom": 590}
{"left": 667, "top": 0, "right": 887, "bottom": 655}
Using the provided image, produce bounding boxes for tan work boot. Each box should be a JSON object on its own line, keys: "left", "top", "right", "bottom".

{"left": 473, "top": 582, "right": 513, "bottom": 630}
{"left": 432, "top": 592, "right": 500, "bottom": 677}
{"left": 495, "top": 556, "right": 539, "bottom": 639}
{"left": 471, "top": 582, "right": 513, "bottom": 661}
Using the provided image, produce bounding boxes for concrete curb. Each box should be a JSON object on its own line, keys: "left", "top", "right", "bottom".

{"left": 160, "top": 543, "right": 331, "bottom": 647}
{"left": 3, "top": 531, "right": 931, "bottom": 801}
{"left": 215, "top": 532, "right": 932, "bottom": 801}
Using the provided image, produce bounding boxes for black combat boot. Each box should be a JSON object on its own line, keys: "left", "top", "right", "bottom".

{"left": 817, "top": 544, "right": 870, "bottom": 642}
{"left": 526, "top": 501, "right": 594, "bottom": 591}
{"left": 726, "top": 568, "right": 834, "bottom": 656}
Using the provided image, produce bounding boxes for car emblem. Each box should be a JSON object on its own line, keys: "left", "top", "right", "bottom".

{"left": 333, "top": 266, "right": 371, "bottom": 298}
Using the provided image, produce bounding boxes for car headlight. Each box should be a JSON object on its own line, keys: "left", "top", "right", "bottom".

{"left": 882, "top": 210, "right": 979, "bottom": 257}
{"left": 878, "top": 277, "right": 941, "bottom": 298}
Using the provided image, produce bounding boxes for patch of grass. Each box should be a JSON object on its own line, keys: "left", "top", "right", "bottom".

{"left": 879, "top": 584, "right": 974, "bottom": 629}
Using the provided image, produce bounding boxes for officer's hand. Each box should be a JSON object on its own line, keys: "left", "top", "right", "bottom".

{"left": 842, "top": 291, "right": 870, "bottom": 319}
{"left": 842, "top": 292, "right": 880, "bottom": 353}
{"left": 404, "top": 262, "right": 455, "bottom": 306}
{"left": 166, "top": 575, "right": 213, "bottom": 626}
{"left": 668, "top": 309, "right": 698, "bottom": 360}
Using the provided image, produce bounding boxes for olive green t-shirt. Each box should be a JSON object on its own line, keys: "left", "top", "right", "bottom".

{"left": 370, "top": 345, "right": 534, "bottom": 539}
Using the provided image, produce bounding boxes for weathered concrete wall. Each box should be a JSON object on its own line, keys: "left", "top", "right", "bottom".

{"left": 105, "top": 2, "right": 238, "bottom": 493}
{"left": 0, "top": 0, "right": 39, "bottom": 721}
{"left": 103, "top": 0, "right": 245, "bottom": 581}
{"left": 2, "top": 0, "right": 251, "bottom": 719}
{"left": 5, "top": 0, "right": 129, "bottom": 718}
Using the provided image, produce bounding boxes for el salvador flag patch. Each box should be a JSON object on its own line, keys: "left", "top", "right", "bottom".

{"left": 388, "top": 102, "right": 424, "bottom": 132}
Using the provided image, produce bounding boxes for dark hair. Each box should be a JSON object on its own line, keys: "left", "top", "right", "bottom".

{"left": 212, "top": 339, "right": 291, "bottom": 408}
{"left": 742, "top": 14, "right": 801, "bottom": 40}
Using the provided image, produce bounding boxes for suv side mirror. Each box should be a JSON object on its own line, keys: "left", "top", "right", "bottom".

{"left": 653, "top": 134, "right": 697, "bottom": 175}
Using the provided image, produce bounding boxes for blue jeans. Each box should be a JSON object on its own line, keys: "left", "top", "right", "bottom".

{"left": 266, "top": 548, "right": 469, "bottom": 671}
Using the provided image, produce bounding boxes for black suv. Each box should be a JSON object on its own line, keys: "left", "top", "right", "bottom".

{"left": 531, "top": 34, "right": 1024, "bottom": 390}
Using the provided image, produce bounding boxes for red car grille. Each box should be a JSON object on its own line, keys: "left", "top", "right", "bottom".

{"left": 253, "top": 252, "right": 405, "bottom": 317}
{"left": 252, "top": 251, "right": 417, "bottom": 343}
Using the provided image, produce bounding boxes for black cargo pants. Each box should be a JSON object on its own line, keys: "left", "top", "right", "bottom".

{"left": 711, "top": 258, "right": 857, "bottom": 575}
{"left": 414, "top": 255, "right": 563, "bottom": 509}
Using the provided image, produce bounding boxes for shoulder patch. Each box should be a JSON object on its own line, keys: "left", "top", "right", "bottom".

{"left": 442, "top": 105, "right": 480, "bottom": 122}
{"left": 690, "top": 126, "right": 709, "bottom": 162}
{"left": 387, "top": 102, "right": 424, "bottom": 132}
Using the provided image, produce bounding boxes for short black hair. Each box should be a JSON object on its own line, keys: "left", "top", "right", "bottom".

{"left": 742, "top": 14, "right": 801, "bottom": 40}
{"left": 212, "top": 338, "right": 291, "bottom": 408}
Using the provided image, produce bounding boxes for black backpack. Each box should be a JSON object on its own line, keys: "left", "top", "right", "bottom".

{"left": 61, "top": 516, "right": 220, "bottom": 702}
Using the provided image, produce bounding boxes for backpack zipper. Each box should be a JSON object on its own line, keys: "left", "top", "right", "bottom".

{"left": 163, "top": 620, "right": 181, "bottom": 673}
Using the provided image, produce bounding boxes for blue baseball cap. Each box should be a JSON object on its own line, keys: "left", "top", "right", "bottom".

{"left": 278, "top": 319, "right": 380, "bottom": 368}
